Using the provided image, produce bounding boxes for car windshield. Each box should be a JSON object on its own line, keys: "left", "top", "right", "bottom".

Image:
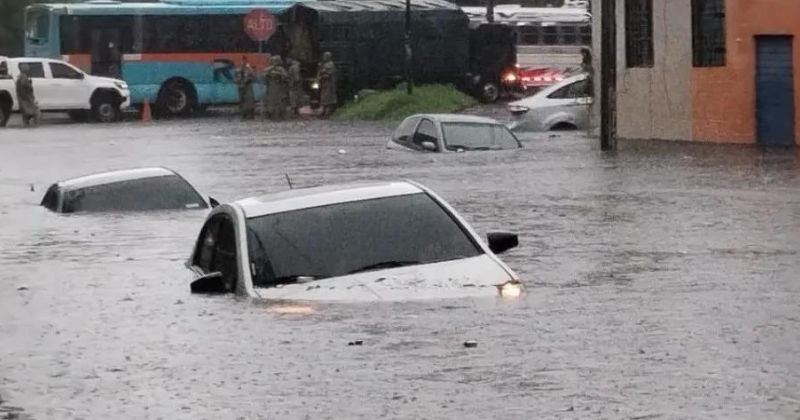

{"left": 60, "top": 175, "right": 208, "bottom": 213}
{"left": 441, "top": 123, "right": 521, "bottom": 151}
{"left": 246, "top": 193, "right": 483, "bottom": 287}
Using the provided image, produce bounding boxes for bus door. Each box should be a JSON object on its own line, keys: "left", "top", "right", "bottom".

{"left": 91, "top": 28, "right": 122, "bottom": 78}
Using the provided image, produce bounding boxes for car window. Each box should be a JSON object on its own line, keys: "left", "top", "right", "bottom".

{"left": 39, "top": 185, "right": 60, "bottom": 211}
{"left": 61, "top": 175, "right": 208, "bottom": 213}
{"left": 18, "top": 62, "right": 45, "bottom": 78}
{"left": 194, "top": 217, "right": 222, "bottom": 272}
{"left": 547, "top": 79, "right": 589, "bottom": 99}
{"left": 413, "top": 119, "right": 438, "bottom": 149}
{"left": 442, "top": 123, "right": 521, "bottom": 151}
{"left": 394, "top": 117, "right": 421, "bottom": 143}
{"left": 246, "top": 193, "right": 483, "bottom": 287}
{"left": 50, "top": 62, "right": 82, "bottom": 79}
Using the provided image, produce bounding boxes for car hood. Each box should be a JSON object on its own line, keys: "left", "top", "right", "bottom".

{"left": 252, "top": 254, "right": 517, "bottom": 302}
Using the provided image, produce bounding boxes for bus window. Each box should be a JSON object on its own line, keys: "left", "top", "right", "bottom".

{"left": 26, "top": 12, "right": 50, "bottom": 44}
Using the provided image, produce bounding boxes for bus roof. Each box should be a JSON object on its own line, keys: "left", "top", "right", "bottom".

{"left": 28, "top": 0, "right": 297, "bottom": 15}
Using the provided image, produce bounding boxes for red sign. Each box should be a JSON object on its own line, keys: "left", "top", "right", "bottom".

{"left": 244, "top": 9, "right": 276, "bottom": 42}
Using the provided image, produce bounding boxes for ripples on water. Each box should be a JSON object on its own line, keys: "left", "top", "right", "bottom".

{"left": 1, "top": 117, "right": 799, "bottom": 419}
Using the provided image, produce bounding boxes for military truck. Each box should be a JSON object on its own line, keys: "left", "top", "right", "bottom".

{"left": 282, "top": 0, "right": 518, "bottom": 104}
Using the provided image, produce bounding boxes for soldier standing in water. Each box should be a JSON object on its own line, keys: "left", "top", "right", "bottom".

{"left": 317, "top": 52, "right": 337, "bottom": 118}
{"left": 234, "top": 56, "right": 256, "bottom": 120}
{"left": 264, "top": 55, "right": 289, "bottom": 120}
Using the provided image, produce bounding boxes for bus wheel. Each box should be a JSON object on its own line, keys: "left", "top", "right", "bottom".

{"left": 479, "top": 82, "right": 500, "bottom": 103}
{"left": 157, "top": 80, "right": 195, "bottom": 117}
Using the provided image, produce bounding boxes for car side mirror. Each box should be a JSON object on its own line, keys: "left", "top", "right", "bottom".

{"left": 421, "top": 141, "right": 437, "bottom": 152}
{"left": 190, "top": 271, "right": 227, "bottom": 294}
{"left": 209, "top": 196, "right": 220, "bottom": 208}
{"left": 77, "top": 73, "right": 85, "bottom": 80}
{"left": 487, "top": 232, "right": 518, "bottom": 254}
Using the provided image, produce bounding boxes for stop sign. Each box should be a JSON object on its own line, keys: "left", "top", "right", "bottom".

{"left": 244, "top": 9, "right": 276, "bottom": 42}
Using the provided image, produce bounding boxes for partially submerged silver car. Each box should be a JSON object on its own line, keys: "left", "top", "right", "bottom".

{"left": 187, "top": 181, "right": 523, "bottom": 302}
{"left": 41, "top": 167, "right": 213, "bottom": 213}
{"left": 388, "top": 114, "right": 522, "bottom": 152}
{"left": 507, "top": 73, "right": 592, "bottom": 132}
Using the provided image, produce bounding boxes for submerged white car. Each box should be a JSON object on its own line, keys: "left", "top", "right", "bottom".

{"left": 507, "top": 73, "right": 592, "bottom": 132}
{"left": 187, "top": 181, "right": 523, "bottom": 302}
{"left": 387, "top": 114, "right": 522, "bottom": 152}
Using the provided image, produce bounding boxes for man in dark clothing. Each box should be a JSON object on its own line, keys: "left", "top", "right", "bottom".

{"left": 234, "top": 56, "right": 256, "bottom": 120}
{"left": 15, "top": 64, "right": 39, "bottom": 127}
{"left": 317, "top": 52, "right": 337, "bottom": 118}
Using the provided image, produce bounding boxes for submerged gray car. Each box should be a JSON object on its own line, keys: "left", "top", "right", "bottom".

{"left": 41, "top": 167, "right": 213, "bottom": 213}
{"left": 388, "top": 114, "right": 522, "bottom": 152}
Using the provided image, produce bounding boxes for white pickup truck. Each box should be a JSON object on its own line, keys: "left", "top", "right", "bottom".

{"left": 0, "top": 56, "right": 130, "bottom": 127}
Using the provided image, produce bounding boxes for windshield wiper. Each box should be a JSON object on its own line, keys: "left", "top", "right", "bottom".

{"left": 348, "top": 260, "right": 420, "bottom": 275}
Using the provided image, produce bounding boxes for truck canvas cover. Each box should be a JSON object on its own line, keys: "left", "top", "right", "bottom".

{"left": 284, "top": 0, "right": 470, "bottom": 96}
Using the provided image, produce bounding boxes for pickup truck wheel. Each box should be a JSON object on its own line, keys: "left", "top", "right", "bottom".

{"left": 92, "top": 97, "right": 120, "bottom": 123}
{"left": 0, "top": 105, "right": 8, "bottom": 128}
{"left": 157, "top": 81, "right": 195, "bottom": 117}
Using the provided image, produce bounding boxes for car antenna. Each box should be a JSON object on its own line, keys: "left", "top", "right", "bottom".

{"left": 284, "top": 173, "right": 293, "bottom": 190}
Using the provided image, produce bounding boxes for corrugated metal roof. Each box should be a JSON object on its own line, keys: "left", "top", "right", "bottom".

{"left": 297, "top": 0, "right": 461, "bottom": 13}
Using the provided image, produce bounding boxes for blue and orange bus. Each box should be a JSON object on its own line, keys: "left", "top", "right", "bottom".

{"left": 24, "top": 0, "right": 295, "bottom": 116}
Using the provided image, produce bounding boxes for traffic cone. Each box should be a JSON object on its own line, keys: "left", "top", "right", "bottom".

{"left": 141, "top": 100, "right": 152, "bottom": 122}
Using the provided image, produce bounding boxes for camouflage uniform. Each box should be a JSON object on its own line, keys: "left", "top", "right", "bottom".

{"left": 15, "top": 68, "right": 39, "bottom": 127}
{"left": 234, "top": 60, "right": 256, "bottom": 120}
{"left": 317, "top": 52, "right": 337, "bottom": 117}
{"left": 263, "top": 56, "right": 289, "bottom": 120}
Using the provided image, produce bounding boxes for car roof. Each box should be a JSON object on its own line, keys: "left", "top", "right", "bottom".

{"left": 236, "top": 181, "right": 424, "bottom": 218}
{"left": 409, "top": 114, "right": 501, "bottom": 125}
{"left": 56, "top": 167, "right": 178, "bottom": 191}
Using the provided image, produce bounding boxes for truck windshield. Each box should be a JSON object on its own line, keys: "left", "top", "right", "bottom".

{"left": 246, "top": 193, "right": 483, "bottom": 287}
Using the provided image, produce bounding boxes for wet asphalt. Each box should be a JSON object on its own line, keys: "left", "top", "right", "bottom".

{"left": 1, "top": 110, "right": 799, "bottom": 419}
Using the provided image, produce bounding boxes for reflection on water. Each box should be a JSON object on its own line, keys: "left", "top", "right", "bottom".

{"left": 1, "top": 117, "right": 799, "bottom": 419}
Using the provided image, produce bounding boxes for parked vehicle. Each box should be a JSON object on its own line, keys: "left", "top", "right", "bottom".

{"left": 23, "top": 0, "right": 293, "bottom": 116}
{"left": 41, "top": 167, "right": 215, "bottom": 213}
{"left": 388, "top": 114, "right": 522, "bottom": 152}
{"left": 187, "top": 181, "right": 523, "bottom": 301}
{"left": 507, "top": 72, "right": 591, "bottom": 132}
{"left": 0, "top": 56, "right": 129, "bottom": 125}
{"left": 283, "top": 0, "right": 519, "bottom": 104}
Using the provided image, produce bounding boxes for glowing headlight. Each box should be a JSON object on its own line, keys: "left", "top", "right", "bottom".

{"left": 497, "top": 281, "right": 523, "bottom": 298}
{"left": 311, "top": 81, "right": 320, "bottom": 90}
{"left": 503, "top": 72, "right": 518, "bottom": 83}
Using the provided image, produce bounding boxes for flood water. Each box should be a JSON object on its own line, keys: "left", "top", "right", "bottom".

{"left": 1, "top": 114, "right": 799, "bottom": 419}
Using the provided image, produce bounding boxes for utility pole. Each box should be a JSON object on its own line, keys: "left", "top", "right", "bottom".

{"left": 600, "top": 0, "right": 617, "bottom": 151}
{"left": 486, "top": 0, "right": 495, "bottom": 23}
{"left": 405, "top": 0, "right": 413, "bottom": 94}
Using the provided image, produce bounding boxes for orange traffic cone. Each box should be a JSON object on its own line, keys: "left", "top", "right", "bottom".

{"left": 141, "top": 100, "right": 152, "bottom": 122}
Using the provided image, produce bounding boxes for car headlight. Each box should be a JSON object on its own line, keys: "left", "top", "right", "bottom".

{"left": 114, "top": 81, "right": 128, "bottom": 90}
{"left": 503, "top": 72, "right": 518, "bottom": 83}
{"left": 497, "top": 281, "right": 524, "bottom": 299}
{"left": 311, "top": 81, "right": 320, "bottom": 90}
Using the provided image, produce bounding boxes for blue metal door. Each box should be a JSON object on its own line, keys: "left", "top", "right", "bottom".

{"left": 756, "top": 36, "right": 795, "bottom": 147}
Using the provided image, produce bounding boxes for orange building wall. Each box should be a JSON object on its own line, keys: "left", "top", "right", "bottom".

{"left": 693, "top": 0, "right": 800, "bottom": 144}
